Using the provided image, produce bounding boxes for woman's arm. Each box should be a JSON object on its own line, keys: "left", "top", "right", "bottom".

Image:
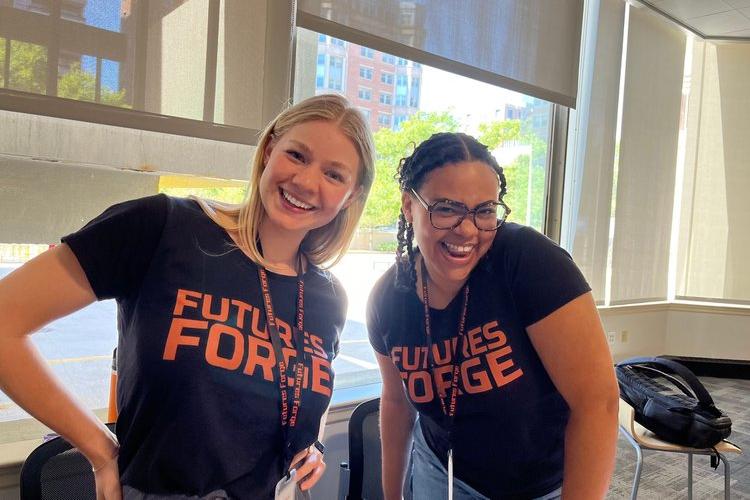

{"left": 526, "top": 292, "right": 619, "bottom": 500}
{"left": 0, "top": 245, "right": 120, "bottom": 488}
{"left": 376, "top": 351, "right": 416, "bottom": 500}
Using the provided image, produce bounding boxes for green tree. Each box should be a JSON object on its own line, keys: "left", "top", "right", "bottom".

{"left": 159, "top": 186, "right": 247, "bottom": 204}
{"left": 3, "top": 40, "right": 47, "bottom": 93}
{"left": 0, "top": 38, "right": 4, "bottom": 88}
{"left": 478, "top": 117, "right": 549, "bottom": 230}
{"left": 503, "top": 154, "right": 529, "bottom": 224}
{"left": 1, "top": 39, "right": 127, "bottom": 107}
{"left": 361, "top": 111, "right": 460, "bottom": 228}
{"left": 478, "top": 120, "right": 521, "bottom": 150}
{"left": 58, "top": 62, "right": 128, "bottom": 107}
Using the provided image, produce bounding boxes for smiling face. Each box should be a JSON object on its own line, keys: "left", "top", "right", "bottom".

{"left": 258, "top": 120, "right": 362, "bottom": 242}
{"left": 402, "top": 160, "right": 500, "bottom": 293}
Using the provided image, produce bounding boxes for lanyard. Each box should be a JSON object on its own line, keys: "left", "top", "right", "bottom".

{"left": 420, "top": 258, "right": 468, "bottom": 500}
{"left": 257, "top": 254, "right": 307, "bottom": 444}
{"left": 419, "top": 258, "right": 469, "bottom": 423}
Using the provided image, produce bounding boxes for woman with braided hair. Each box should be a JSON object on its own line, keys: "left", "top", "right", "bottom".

{"left": 367, "top": 132, "right": 619, "bottom": 499}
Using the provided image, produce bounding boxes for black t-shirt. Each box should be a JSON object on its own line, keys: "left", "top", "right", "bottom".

{"left": 367, "top": 223, "right": 591, "bottom": 499}
{"left": 62, "top": 195, "right": 346, "bottom": 499}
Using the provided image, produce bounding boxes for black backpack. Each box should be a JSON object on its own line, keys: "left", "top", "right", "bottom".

{"left": 615, "top": 356, "right": 732, "bottom": 448}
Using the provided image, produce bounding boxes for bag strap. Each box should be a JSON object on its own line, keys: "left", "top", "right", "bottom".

{"left": 616, "top": 356, "right": 716, "bottom": 407}
{"left": 630, "top": 365, "right": 695, "bottom": 398}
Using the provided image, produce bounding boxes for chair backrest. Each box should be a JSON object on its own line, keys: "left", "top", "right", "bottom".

{"left": 20, "top": 423, "right": 116, "bottom": 500}
{"left": 345, "top": 397, "right": 383, "bottom": 500}
{"left": 340, "top": 397, "right": 412, "bottom": 500}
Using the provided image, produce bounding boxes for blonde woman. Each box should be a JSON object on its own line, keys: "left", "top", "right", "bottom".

{"left": 0, "top": 94, "right": 375, "bottom": 499}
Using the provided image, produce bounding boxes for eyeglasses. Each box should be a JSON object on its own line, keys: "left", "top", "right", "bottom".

{"left": 410, "top": 189, "right": 511, "bottom": 231}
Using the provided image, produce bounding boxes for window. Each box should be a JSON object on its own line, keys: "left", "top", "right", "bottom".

{"left": 397, "top": 57, "right": 408, "bottom": 66}
{"left": 0, "top": 137, "right": 250, "bottom": 438}
{"left": 292, "top": 27, "right": 554, "bottom": 390}
{"left": 331, "top": 37, "right": 345, "bottom": 47}
{"left": 358, "top": 87, "right": 372, "bottom": 100}
{"left": 327, "top": 56, "right": 343, "bottom": 91}
{"left": 360, "top": 47, "right": 375, "bottom": 59}
{"left": 318, "top": 34, "right": 327, "bottom": 43}
{"left": 0, "top": 0, "right": 274, "bottom": 139}
{"left": 359, "top": 107, "right": 371, "bottom": 120}
{"left": 381, "top": 72, "right": 394, "bottom": 85}
{"left": 382, "top": 54, "right": 396, "bottom": 64}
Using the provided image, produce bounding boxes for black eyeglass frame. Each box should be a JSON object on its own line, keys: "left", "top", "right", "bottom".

{"left": 409, "top": 188, "right": 511, "bottom": 231}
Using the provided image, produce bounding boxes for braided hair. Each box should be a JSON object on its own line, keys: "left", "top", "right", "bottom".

{"left": 394, "top": 132, "right": 508, "bottom": 290}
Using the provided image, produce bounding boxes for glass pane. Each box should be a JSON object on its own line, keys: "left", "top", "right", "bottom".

{"left": 0, "top": 244, "right": 117, "bottom": 434}
{"left": 157, "top": 175, "right": 247, "bottom": 204}
{"left": 68, "top": 0, "right": 123, "bottom": 32}
{"left": 6, "top": 0, "right": 51, "bottom": 15}
{"left": 293, "top": 28, "right": 553, "bottom": 390}
{"left": 0, "top": 37, "right": 5, "bottom": 88}
{"left": 8, "top": 40, "right": 47, "bottom": 94}
{"left": 57, "top": 54, "right": 130, "bottom": 106}
{"left": 1, "top": 0, "right": 265, "bottom": 127}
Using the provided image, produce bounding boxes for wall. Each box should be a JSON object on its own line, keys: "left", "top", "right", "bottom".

{"left": 599, "top": 304, "right": 750, "bottom": 362}
{"left": 599, "top": 305, "right": 669, "bottom": 362}
{"left": 665, "top": 306, "right": 750, "bottom": 360}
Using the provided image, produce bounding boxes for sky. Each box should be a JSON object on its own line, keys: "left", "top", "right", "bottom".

{"left": 79, "top": 0, "right": 121, "bottom": 91}
{"left": 420, "top": 65, "right": 527, "bottom": 131}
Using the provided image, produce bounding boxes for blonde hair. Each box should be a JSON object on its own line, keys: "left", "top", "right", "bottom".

{"left": 196, "top": 94, "right": 375, "bottom": 268}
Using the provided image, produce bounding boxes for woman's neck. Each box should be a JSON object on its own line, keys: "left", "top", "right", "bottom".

{"left": 257, "top": 219, "right": 305, "bottom": 275}
{"left": 417, "top": 256, "right": 466, "bottom": 309}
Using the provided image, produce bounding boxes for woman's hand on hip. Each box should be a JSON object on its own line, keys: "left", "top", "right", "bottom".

{"left": 289, "top": 444, "right": 326, "bottom": 491}
{"left": 93, "top": 454, "right": 122, "bottom": 500}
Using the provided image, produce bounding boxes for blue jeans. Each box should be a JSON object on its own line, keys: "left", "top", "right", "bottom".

{"left": 410, "top": 421, "right": 562, "bottom": 500}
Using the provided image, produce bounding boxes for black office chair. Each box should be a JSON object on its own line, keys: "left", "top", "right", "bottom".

{"left": 20, "top": 423, "right": 116, "bottom": 500}
{"left": 338, "top": 397, "right": 412, "bottom": 500}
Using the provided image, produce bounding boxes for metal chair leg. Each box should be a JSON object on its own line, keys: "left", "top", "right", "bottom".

{"left": 631, "top": 443, "right": 643, "bottom": 500}
{"left": 718, "top": 452, "right": 730, "bottom": 500}
{"left": 620, "top": 426, "right": 643, "bottom": 500}
{"left": 687, "top": 453, "right": 692, "bottom": 500}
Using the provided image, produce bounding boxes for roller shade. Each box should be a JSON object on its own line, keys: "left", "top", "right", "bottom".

{"left": 676, "top": 41, "right": 750, "bottom": 303}
{"left": 297, "top": 0, "right": 583, "bottom": 108}
{"left": 610, "top": 5, "right": 686, "bottom": 304}
{"left": 563, "top": 0, "right": 625, "bottom": 303}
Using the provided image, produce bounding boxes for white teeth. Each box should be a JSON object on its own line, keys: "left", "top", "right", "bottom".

{"left": 443, "top": 242, "right": 474, "bottom": 255}
{"left": 282, "top": 190, "right": 314, "bottom": 210}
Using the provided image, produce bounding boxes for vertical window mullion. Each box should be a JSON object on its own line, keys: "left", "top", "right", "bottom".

{"left": 95, "top": 57, "right": 102, "bottom": 103}
{"left": 203, "top": 0, "right": 221, "bottom": 122}
{"left": 3, "top": 38, "right": 10, "bottom": 88}
{"left": 47, "top": 0, "right": 61, "bottom": 97}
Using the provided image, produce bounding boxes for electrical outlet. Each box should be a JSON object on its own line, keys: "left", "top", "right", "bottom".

{"left": 607, "top": 332, "right": 616, "bottom": 344}
{"left": 621, "top": 330, "right": 629, "bottom": 343}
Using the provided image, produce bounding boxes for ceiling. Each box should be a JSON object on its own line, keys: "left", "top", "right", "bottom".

{"left": 644, "top": 0, "right": 750, "bottom": 38}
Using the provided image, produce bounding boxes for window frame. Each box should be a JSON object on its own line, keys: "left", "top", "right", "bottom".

{"left": 0, "top": 1, "right": 299, "bottom": 146}
{"left": 359, "top": 66, "right": 373, "bottom": 80}
{"left": 357, "top": 86, "right": 372, "bottom": 101}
